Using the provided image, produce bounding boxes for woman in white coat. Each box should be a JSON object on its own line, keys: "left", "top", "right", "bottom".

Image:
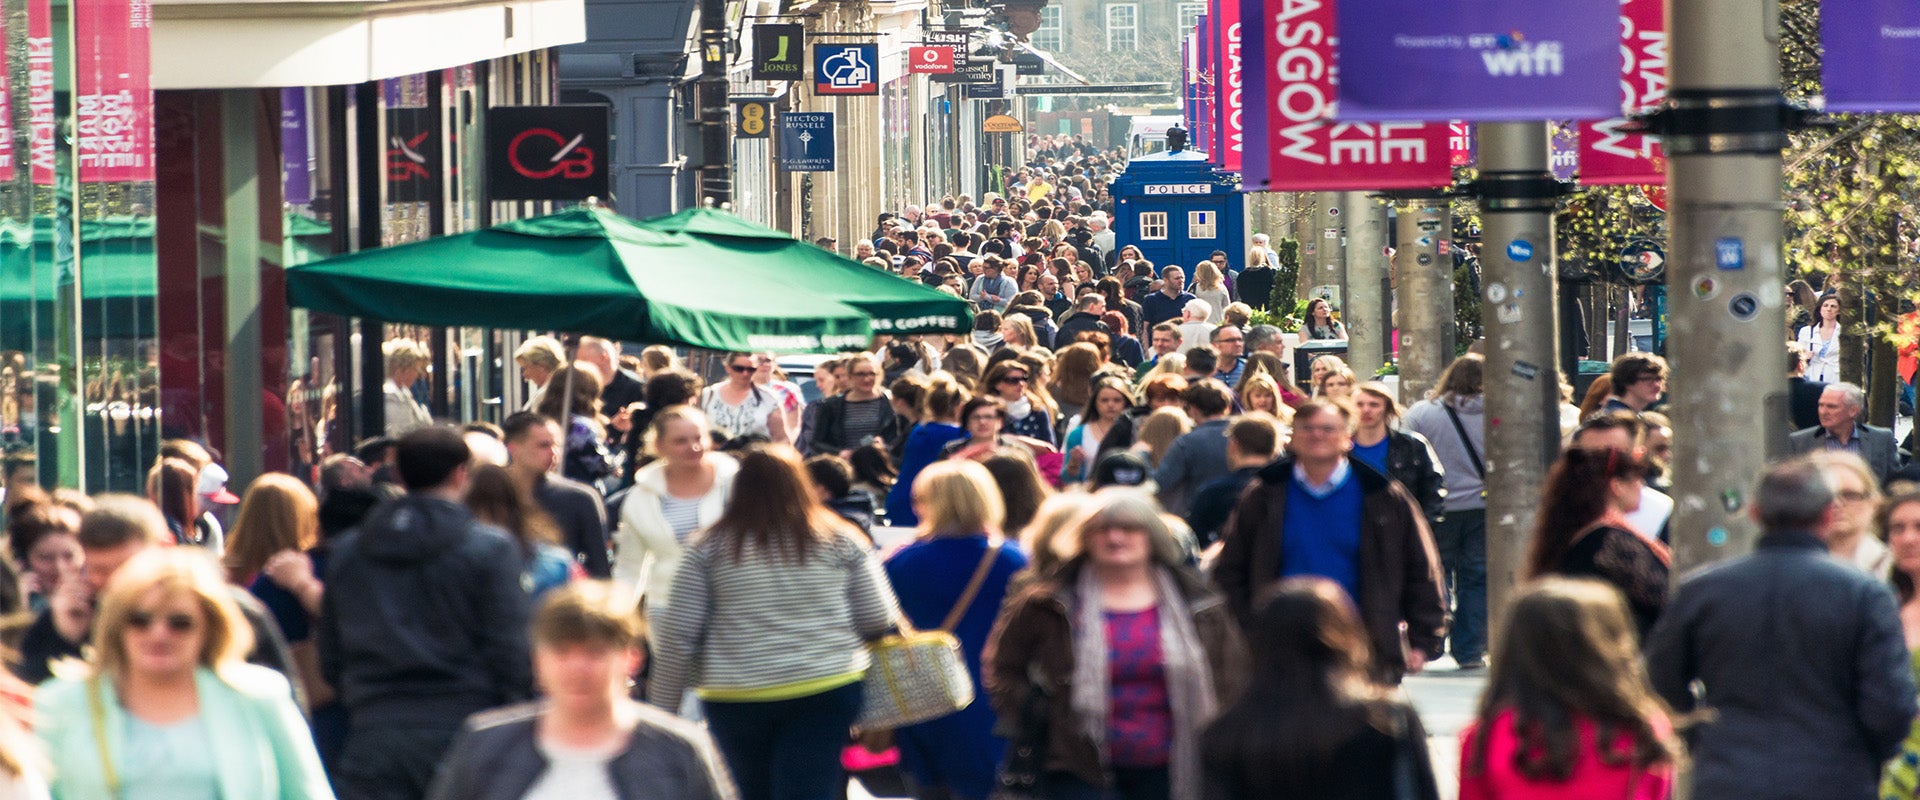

{"left": 615, "top": 405, "right": 738, "bottom": 615}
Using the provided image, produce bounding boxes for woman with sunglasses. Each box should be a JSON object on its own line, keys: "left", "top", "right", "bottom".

{"left": 1522, "top": 447, "right": 1671, "bottom": 636}
{"left": 981, "top": 361, "right": 1056, "bottom": 448}
{"left": 701, "top": 352, "right": 789, "bottom": 445}
{"left": 36, "top": 547, "right": 332, "bottom": 800}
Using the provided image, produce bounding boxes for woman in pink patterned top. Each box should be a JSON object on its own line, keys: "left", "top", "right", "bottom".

{"left": 1459, "top": 578, "right": 1679, "bottom": 800}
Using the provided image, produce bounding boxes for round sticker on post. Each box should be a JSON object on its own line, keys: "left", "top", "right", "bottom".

{"left": 1728, "top": 292, "right": 1760, "bottom": 322}
{"left": 1486, "top": 282, "right": 1508, "bottom": 303}
{"left": 1507, "top": 240, "right": 1535, "bottom": 262}
{"left": 1691, "top": 275, "right": 1719, "bottom": 301}
{"left": 1328, "top": 207, "right": 1340, "bottom": 217}
{"left": 1417, "top": 253, "right": 1433, "bottom": 266}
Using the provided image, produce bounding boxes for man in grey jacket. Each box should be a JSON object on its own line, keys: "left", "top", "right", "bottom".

{"left": 1788, "top": 381, "right": 1902, "bottom": 485}
{"left": 1644, "top": 457, "right": 1916, "bottom": 800}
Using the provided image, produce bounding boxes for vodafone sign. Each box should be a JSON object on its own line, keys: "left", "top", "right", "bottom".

{"left": 909, "top": 46, "right": 956, "bottom": 74}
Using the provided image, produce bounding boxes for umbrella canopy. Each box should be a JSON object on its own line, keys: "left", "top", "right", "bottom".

{"left": 284, "top": 208, "right": 876, "bottom": 353}
{"left": 637, "top": 208, "right": 973, "bottom": 335}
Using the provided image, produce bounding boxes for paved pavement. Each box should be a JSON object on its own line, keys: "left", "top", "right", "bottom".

{"left": 850, "top": 659, "right": 1488, "bottom": 800}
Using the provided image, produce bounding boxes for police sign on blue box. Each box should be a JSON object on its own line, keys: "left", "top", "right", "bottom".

{"left": 779, "top": 112, "right": 836, "bottom": 172}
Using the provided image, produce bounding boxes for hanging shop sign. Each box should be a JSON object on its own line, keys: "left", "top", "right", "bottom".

{"left": 1577, "top": 0, "right": 1666, "bottom": 184}
{"left": 733, "top": 99, "right": 773, "bottom": 139}
{"left": 486, "top": 105, "right": 611, "bottom": 201}
{"left": 1824, "top": 0, "right": 1920, "bottom": 111}
{"left": 1331, "top": 0, "right": 1619, "bottom": 121}
{"left": 1012, "top": 51, "right": 1046, "bottom": 76}
{"left": 909, "top": 46, "right": 956, "bottom": 74}
{"left": 925, "top": 30, "right": 974, "bottom": 83}
{"left": 983, "top": 114, "right": 1023, "bottom": 133}
{"left": 753, "top": 24, "right": 806, "bottom": 81}
{"left": 778, "top": 112, "right": 836, "bottom": 172}
{"left": 1211, "top": 0, "right": 1244, "bottom": 172}
{"left": 1237, "top": 0, "right": 1450, "bottom": 191}
{"left": 814, "top": 43, "right": 879, "bottom": 96}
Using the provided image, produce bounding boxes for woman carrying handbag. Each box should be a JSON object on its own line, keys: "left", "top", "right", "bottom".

{"left": 884, "top": 462, "right": 1031, "bottom": 800}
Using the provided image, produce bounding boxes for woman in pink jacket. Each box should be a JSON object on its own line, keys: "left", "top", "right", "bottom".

{"left": 1459, "top": 578, "right": 1679, "bottom": 800}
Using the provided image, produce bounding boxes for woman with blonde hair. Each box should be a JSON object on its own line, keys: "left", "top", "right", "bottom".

{"left": 1237, "top": 372, "right": 1287, "bottom": 421}
{"left": 1134, "top": 406, "right": 1194, "bottom": 467}
{"left": 35, "top": 548, "right": 332, "bottom": 800}
{"left": 884, "top": 461, "right": 1031, "bottom": 800}
{"left": 1313, "top": 361, "right": 1358, "bottom": 401}
{"left": 1000, "top": 315, "right": 1040, "bottom": 350}
{"left": 615, "top": 404, "right": 738, "bottom": 613}
{"left": 1191, "top": 262, "right": 1232, "bottom": 324}
{"left": 222, "top": 474, "right": 319, "bottom": 587}
{"left": 985, "top": 490, "right": 1246, "bottom": 800}
{"left": 1806, "top": 451, "right": 1890, "bottom": 577}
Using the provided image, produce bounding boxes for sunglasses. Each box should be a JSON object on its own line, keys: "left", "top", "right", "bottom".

{"left": 999, "top": 375, "right": 1029, "bottom": 384}
{"left": 728, "top": 364, "right": 756, "bottom": 374}
{"left": 127, "top": 610, "right": 198, "bottom": 634}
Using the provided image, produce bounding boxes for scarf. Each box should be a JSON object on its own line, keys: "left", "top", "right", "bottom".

{"left": 1069, "top": 566, "right": 1218, "bottom": 800}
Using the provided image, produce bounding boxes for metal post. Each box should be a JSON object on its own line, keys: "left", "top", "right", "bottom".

{"left": 223, "top": 90, "right": 265, "bottom": 489}
{"left": 694, "top": 0, "right": 731, "bottom": 206}
{"left": 1343, "top": 192, "right": 1388, "bottom": 378}
{"left": 1663, "top": 0, "right": 1787, "bottom": 570}
{"left": 1475, "top": 121, "right": 1562, "bottom": 616}
{"left": 1313, "top": 191, "right": 1347, "bottom": 312}
{"left": 1394, "top": 201, "right": 1452, "bottom": 403}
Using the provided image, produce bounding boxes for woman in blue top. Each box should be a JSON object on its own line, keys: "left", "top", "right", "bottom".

{"left": 1061, "top": 377, "right": 1133, "bottom": 485}
{"left": 884, "top": 461, "right": 1029, "bottom": 800}
{"left": 36, "top": 548, "right": 333, "bottom": 800}
{"left": 886, "top": 373, "right": 971, "bottom": 526}
{"left": 983, "top": 361, "right": 1056, "bottom": 447}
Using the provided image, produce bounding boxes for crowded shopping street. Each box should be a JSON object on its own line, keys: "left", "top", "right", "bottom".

{"left": 4, "top": 0, "right": 1920, "bottom": 798}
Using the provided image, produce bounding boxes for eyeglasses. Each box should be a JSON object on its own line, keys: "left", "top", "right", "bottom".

{"left": 127, "top": 609, "right": 198, "bottom": 634}
{"left": 728, "top": 364, "right": 756, "bottom": 374}
{"left": 851, "top": 371, "right": 878, "bottom": 378}
{"left": 1837, "top": 490, "right": 1872, "bottom": 504}
{"left": 1295, "top": 423, "right": 1346, "bottom": 436}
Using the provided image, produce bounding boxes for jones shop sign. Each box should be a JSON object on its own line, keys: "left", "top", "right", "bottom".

{"left": 486, "top": 105, "right": 611, "bottom": 201}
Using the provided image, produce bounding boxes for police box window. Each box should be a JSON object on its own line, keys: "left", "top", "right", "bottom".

{"left": 1140, "top": 212, "right": 1168, "bottom": 240}
{"left": 1189, "top": 210, "right": 1216, "bottom": 240}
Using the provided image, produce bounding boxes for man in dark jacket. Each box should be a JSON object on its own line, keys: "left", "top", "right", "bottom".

{"left": 1214, "top": 399, "right": 1447, "bottom": 683}
{"left": 1644, "top": 457, "right": 1916, "bottom": 800}
{"left": 580, "top": 337, "right": 645, "bottom": 417}
{"left": 1054, "top": 293, "right": 1110, "bottom": 351}
{"left": 1187, "top": 415, "right": 1279, "bottom": 549}
{"left": 504, "top": 412, "right": 610, "bottom": 578}
{"left": 319, "top": 426, "right": 534, "bottom": 800}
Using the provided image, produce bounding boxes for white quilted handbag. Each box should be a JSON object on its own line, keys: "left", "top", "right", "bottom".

{"left": 856, "top": 545, "right": 999, "bottom": 730}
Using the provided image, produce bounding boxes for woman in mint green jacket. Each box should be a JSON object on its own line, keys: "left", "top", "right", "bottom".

{"left": 34, "top": 548, "right": 332, "bottom": 800}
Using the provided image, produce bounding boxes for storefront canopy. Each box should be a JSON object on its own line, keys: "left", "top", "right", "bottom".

{"left": 283, "top": 207, "right": 879, "bottom": 354}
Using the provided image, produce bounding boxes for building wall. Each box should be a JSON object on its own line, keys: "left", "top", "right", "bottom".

{"left": 1041, "top": 0, "right": 1190, "bottom": 106}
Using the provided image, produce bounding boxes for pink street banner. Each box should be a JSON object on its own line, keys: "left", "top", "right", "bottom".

{"left": 1823, "top": 0, "right": 1920, "bottom": 112}
{"left": 0, "top": 15, "right": 16, "bottom": 182}
{"left": 27, "top": 0, "right": 51, "bottom": 186}
{"left": 1212, "top": 0, "right": 1245, "bottom": 172}
{"left": 1578, "top": 0, "right": 1666, "bottom": 184}
{"left": 74, "top": 0, "right": 155, "bottom": 182}
{"left": 1331, "top": 0, "right": 1619, "bottom": 122}
{"left": 1239, "top": 0, "right": 1450, "bottom": 191}
{"left": 1449, "top": 122, "right": 1475, "bottom": 167}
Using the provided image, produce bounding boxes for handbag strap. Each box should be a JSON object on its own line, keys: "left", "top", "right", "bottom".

{"left": 1443, "top": 403, "right": 1486, "bottom": 479}
{"left": 938, "top": 544, "right": 1002, "bottom": 634}
{"left": 87, "top": 676, "right": 122, "bottom": 797}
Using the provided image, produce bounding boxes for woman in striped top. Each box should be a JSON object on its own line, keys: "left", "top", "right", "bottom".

{"left": 648, "top": 445, "right": 900, "bottom": 800}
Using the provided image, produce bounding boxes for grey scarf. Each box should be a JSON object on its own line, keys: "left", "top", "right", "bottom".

{"left": 1069, "top": 566, "right": 1218, "bottom": 800}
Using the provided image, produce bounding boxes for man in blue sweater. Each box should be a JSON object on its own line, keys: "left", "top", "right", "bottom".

{"left": 1213, "top": 398, "right": 1447, "bottom": 683}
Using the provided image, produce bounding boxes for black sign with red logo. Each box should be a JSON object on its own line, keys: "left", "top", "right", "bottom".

{"left": 486, "top": 105, "right": 611, "bottom": 201}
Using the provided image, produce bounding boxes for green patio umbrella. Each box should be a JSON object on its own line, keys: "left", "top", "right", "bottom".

{"left": 637, "top": 208, "right": 973, "bottom": 335}
{"left": 284, "top": 208, "right": 876, "bottom": 353}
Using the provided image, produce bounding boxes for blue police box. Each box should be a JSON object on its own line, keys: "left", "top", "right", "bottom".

{"left": 1111, "top": 150, "right": 1244, "bottom": 276}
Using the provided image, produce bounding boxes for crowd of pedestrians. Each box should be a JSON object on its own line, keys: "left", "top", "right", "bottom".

{"left": 4, "top": 182, "right": 1920, "bottom": 800}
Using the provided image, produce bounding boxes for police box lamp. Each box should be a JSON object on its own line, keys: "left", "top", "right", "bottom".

{"left": 1166, "top": 126, "right": 1188, "bottom": 153}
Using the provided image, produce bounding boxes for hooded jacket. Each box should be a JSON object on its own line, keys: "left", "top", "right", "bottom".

{"left": 317, "top": 494, "right": 534, "bottom": 728}
{"left": 614, "top": 454, "right": 738, "bottom": 611}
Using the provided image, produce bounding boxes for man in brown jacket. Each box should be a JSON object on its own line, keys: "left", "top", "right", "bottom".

{"left": 1214, "top": 399, "right": 1447, "bottom": 682}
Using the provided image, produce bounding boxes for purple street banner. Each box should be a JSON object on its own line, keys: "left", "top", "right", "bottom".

{"left": 1822, "top": 0, "right": 1920, "bottom": 112}
{"left": 1239, "top": 0, "right": 1451, "bottom": 190}
{"left": 1549, "top": 120, "right": 1580, "bottom": 181}
{"left": 1212, "top": 0, "right": 1245, "bottom": 172}
{"left": 1332, "top": 0, "right": 1619, "bottom": 122}
{"left": 1194, "top": 16, "right": 1215, "bottom": 158}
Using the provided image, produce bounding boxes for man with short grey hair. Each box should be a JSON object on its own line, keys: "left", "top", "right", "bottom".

{"left": 1245, "top": 324, "right": 1285, "bottom": 357}
{"left": 1788, "top": 381, "right": 1900, "bottom": 484}
{"left": 1645, "top": 457, "right": 1916, "bottom": 800}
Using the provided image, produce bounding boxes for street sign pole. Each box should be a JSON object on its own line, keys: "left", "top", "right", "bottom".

{"left": 1314, "top": 191, "right": 1347, "bottom": 316}
{"left": 1663, "top": 0, "right": 1789, "bottom": 570}
{"left": 1342, "top": 191, "right": 1389, "bottom": 378}
{"left": 1475, "top": 121, "right": 1563, "bottom": 618}
{"left": 695, "top": 0, "right": 731, "bottom": 205}
{"left": 1394, "top": 201, "right": 1452, "bottom": 404}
